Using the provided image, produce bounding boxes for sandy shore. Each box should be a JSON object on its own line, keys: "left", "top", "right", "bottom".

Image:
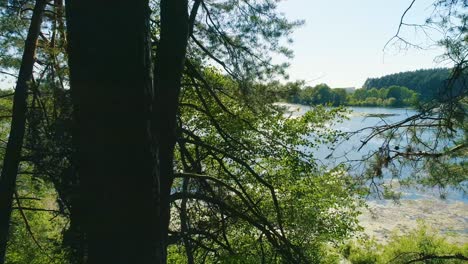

{"left": 358, "top": 198, "right": 468, "bottom": 244}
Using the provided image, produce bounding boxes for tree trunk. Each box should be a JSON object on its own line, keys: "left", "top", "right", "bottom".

{"left": 0, "top": 0, "right": 47, "bottom": 262}
{"left": 65, "top": 1, "right": 157, "bottom": 263}
{"left": 153, "top": 0, "right": 190, "bottom": 262}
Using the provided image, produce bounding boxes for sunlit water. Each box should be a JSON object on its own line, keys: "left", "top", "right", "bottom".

{"left": 279, "top": 103, "right": 468, "bottom": 242}
{"left": 279, "top": 103, "right": 467, "bottom": 203}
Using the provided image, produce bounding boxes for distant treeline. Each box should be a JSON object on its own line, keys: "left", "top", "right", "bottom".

{"left": 268, "top": 82, "right": 418, "bottom": 107}
{"left": 363, "top": 68, "right": 452, "bottom": 101}
{"left": 269, "top": 68, "right": 461, "bottom": 107}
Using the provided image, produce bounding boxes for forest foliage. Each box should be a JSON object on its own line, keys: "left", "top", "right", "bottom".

{"left": 363, "top": 68, "right": 455, "bottom": 101}
{"left": 268, "top": 81, "right": 419, "bottom": 107}
{"left": 0, "top": 0, "right": 466, "bottom": 263}
{"left": 269, "top": 67, "right": 466, "bottom": 107}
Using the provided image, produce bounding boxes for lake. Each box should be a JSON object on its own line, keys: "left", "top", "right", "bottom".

{"left": 279, "top": 103, "right": 468, "bottom": 243}
{"left": 280, "top": 103, "right": 466, "bottom": 201}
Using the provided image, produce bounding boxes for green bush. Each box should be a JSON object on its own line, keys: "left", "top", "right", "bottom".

{"left": 344, "top": 223, "right": 468, "bottom": 264}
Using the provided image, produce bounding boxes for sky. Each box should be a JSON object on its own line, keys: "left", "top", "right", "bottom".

{"left": 274, "top": 0, "right": 450, "bottom": 88}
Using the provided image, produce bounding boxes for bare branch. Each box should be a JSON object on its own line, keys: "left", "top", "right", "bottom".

{"left": 384, "top": 0, "right": 417, "bottom": 51}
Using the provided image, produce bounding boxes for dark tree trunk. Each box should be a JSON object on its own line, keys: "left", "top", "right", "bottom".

{"left": 0, "top": 0, "right": 47, "bottom": 262}
{"left": 65, "top": 1, "right": 157, "bottom": 263}
{"left": 153, "top": 0, "right": 190, "bottom": 262}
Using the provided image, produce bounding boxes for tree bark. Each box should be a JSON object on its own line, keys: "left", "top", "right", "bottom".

{"left": 65, "top": 1, "right": 157, "bottom": 263}
{"left": 0, "top": 0, "right": 47, "bottom": 262}
{"left": 153, "top": 0, "right": 190, "bottom": 262}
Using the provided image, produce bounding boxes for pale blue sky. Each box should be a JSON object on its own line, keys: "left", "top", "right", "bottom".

{"left": 276, "top": 0, "right": 449, "bottom": 88}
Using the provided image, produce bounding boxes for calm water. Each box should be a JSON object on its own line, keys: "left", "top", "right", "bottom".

{"left": 281, "top": 103, "right": 467, "bottom": 202}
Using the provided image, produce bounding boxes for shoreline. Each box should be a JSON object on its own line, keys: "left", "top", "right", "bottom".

{"left": 358, "top": 198, "right": 468, "bottom": 244}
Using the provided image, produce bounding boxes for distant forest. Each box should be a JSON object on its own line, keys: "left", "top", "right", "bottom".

{"left": 363, "top": 68, "right": 452, "bottom": 101}
{"left": 272, "top": 68, "right": 458, "bottom": 107}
